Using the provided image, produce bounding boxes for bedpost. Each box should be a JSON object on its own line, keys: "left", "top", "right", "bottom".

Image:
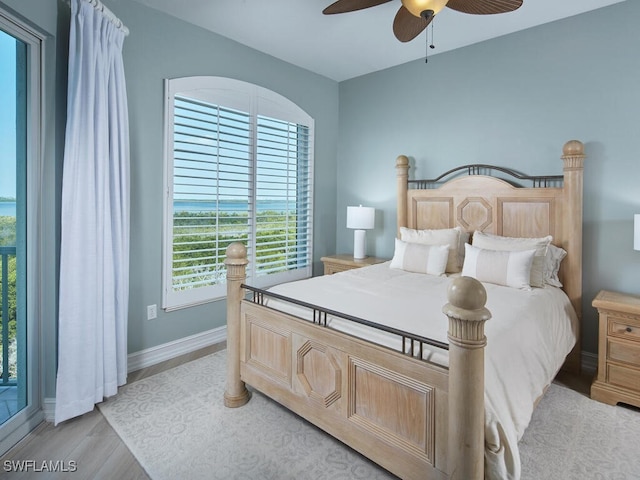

{"left": 396, "top": 155, "right": 409, "bottom": 237}
{"left": 443, "top": 276, "right": 491, "bottom": 480}
{"left": 561, "top": 140, "right": 585, "bottom": 374}
{"left": 224, "top": 242, "right": 251, "bottom": 408}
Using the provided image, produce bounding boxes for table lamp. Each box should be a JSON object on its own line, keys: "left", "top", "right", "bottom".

{"left": 347, "top": 205, "right": 375, "bottom": 259}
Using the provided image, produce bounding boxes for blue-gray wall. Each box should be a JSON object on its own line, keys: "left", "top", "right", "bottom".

{"left": 336, "top": 1, "right": 640, "bottom": 354}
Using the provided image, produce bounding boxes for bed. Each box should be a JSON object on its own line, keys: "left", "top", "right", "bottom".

{"left": 223, "top": 140, "right": 586, "bottom": 480}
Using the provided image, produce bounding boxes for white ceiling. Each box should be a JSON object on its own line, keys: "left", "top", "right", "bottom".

{"left": 132, "top": 0, "right": 627, "bottom": 82}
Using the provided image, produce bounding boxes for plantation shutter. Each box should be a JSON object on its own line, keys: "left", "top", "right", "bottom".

{"left": 171, "top": 95, "right": 251, "bottom": 300}
{"left": 254, "top": 115, "right": 312, "bottom": 279}
{"left": 163, "top": 77, "right": 314, "bottom": 310}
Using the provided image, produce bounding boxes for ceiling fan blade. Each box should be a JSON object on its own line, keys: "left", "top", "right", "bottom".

{"left": 393, "top": 6, "right": 431, "bottom": 43}
{"left": 445, "top": 0, "right": 523, "bottom": 15}
{"left": 323, "top": 0, "right": 393, "bottom": 15}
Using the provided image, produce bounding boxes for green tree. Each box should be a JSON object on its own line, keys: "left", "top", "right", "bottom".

{"left": 0, "top": 215, "right": 17, "bottom": 378}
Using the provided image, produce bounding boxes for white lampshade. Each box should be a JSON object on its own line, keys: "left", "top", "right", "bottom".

{"left": 635, "top": 214, "right": 640, "bottom": 251}
{"left": 347, "top": 205, "right": 375, "bottom": 259}
{"left": 346, "top": 205, "right": 375, "bottom": 230}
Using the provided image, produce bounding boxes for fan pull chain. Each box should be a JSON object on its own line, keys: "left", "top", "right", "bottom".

{"left": 430, "top": 20, "right": 435, "bottom": 50}
{"left": 425, "top": 32, "right": 428, "bottom": 63}
{"left": 425, "top": 20, "right": 435, "bottom": 63}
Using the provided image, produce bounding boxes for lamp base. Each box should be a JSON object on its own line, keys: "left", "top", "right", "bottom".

{"left": 353, "top": 229, "right": 367, "bottom": 259}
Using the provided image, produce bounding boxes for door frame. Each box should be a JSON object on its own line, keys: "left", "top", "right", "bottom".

{"left": 0, "top": 6, "right": 46, "bottom": 456}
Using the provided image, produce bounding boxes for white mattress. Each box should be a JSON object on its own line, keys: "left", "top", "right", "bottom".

{"left": 264, "top": 262, "right": 578, "bottom": 480}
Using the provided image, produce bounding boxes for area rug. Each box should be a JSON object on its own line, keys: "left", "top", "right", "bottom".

{"left": 520, "top": 376, "right": 640, "bottom": 479}
{"left": 98, "top": 351, "right": 393, "bottom": 479}
{"left": 99, "top": 351, "right": 640, "bottom": 480}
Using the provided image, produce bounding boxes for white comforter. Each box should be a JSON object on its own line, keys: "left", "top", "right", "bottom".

{"left": 265, "top": 262, "right": 578, "bottom": 480}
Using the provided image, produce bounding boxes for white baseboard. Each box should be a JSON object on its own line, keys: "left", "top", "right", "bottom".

{"left": 43, "top": 397, "right": 56, "bottom": 423}
{"left": 127, "top": 326, "right": 227, "bottom": 373}
{"left": 43, "top": 327, "right": 227, "bottom": 423}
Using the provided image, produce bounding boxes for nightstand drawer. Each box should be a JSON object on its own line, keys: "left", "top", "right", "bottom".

{"left": 320, "top": 255, "right": 387, "bottom": 276}
{"left": 324, "top": 263, "right": 353, "bottom": 275}
{"left": 608, "top": 338, "right": 640, "bottom": 365}
{"left": 609, "top": 318, "right": 640, "bottom": 341}
{"left": 608, "top": 363, "right": 640, "bottom": 391}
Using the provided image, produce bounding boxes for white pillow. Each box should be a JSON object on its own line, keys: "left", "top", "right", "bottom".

{"left": 400, "top": 226, "right": 465, "bottom": 273}
{"left": 462, "top": 244, "right": 536, "bottom": 289}
{"left": 471, "top": 231, "right": 552, "bottom": 288}
{"left": 390, "top": 239, "right": 449, "bottom": 276}
{"left": 544, "top": 244, "right": 567, "bottom": 287}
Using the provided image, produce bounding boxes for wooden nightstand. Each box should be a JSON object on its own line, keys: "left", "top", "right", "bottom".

{"left": 320, "top": 254, "right": 387, "bottom": 275}
{"left": 591, "top": 290, "right": 640, "bottom": 408}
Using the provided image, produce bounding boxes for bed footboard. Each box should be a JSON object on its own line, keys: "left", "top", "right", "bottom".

{"left": 224, "top": 243, "right": 491, "bottom": 480}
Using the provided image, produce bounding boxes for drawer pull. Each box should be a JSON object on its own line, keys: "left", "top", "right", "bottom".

{"left": 626, "top": 327, "right": 633, "bottom": 333}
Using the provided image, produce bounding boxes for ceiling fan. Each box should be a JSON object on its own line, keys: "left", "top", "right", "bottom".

{"left": 323, "top": 0, "right": 523, "bottom": 42}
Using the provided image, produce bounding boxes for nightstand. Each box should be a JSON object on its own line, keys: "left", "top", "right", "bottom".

{"left": 591, "top": 290, "right": 640, "bottom": 408}
{"left": 320, "top": 254, "right": 387, "bottom": 275}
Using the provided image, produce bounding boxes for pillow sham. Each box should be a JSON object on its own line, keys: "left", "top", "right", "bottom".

{"left": 471, "top": 231, "right": 552, "bottom": 288}
{"left": 400, "top": 226, "right": 465, "bottom": 273}
{"left": 462, "top": 244, "right": 536, "bottom": 289}
{"left": 544, "top": 244, "right": 567, "bottom": 287}
{"left": 390, "top": 239, "right": 449, "bottom": 275}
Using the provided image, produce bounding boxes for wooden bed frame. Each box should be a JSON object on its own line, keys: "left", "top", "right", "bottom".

{"left": 223, "top": 140, "right": 585, "bottom": 480}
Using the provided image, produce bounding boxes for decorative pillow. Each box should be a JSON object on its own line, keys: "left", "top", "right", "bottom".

{"left": 390, "top": 239, "right": 449, "bottom": 275}
{"left": 462, "top": 244, "right": 536, "bottom": 289}
{"left": 471, "top": 231, "right": 552, "bottom": 288}
{"left": 544, "top": 244, "right": 567, "bottom": 287}
{"left": 400, "top": 226, "right": 465, "bottom": 273}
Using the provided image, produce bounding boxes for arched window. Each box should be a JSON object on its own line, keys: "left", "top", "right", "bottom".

{"left": 162, "top": 77, "right": 314, "bottom": 310}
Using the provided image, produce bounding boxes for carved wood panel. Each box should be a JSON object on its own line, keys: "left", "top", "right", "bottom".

{"left": 245, "top": 314, "right": 291, "bottom": 386}
{"left": 347, "top": 356, "right": 435, "bottom": 464}
{"left": 296, "top": 340, "right": 342, "bottom": 408}
{"left": 498, "top": 198, "right": 556, "bottom": 238}
{"left": 412, "top": 197, "right": 453, "bottom": 230}
{"left": 457, "top": 197, "right": 493, "bottom": 232}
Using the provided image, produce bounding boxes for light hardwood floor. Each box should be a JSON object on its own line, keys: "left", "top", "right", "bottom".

{"left": 0, "top": 342, "right": 592, "bottom": 479}
{"left": 0, "top": 343, "right": 225, "bottom": 479}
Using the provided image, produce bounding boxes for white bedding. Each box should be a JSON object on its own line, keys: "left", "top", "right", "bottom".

{"left": 264, "top": 262, "right": 578, "bottom": 480}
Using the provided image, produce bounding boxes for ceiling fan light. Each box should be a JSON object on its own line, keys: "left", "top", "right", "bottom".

{"left": 401, "top": 0, "right": 449, "bottom": 18}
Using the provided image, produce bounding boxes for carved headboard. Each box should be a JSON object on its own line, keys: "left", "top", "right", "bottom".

{"left": 395, "top": 140, "right": 586, "bottom": 372}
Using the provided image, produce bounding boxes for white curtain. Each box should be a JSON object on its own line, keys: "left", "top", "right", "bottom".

{"left": 55, "top": 0, "right": 130, "bottom": 425}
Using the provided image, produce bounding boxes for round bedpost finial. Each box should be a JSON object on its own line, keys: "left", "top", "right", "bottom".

{"left": 226, "top": 241, "right": 246, "bottom": 259}
{"left": 225, "top": 242, "right": 248, "bottom": 265}
{"left": 396, "top": 155, "right": 409, "bottom": 169}
{"left": 443, "top": 276, "right": 491, "bottom": 345}
{"left": 447, "top": 276, "right": 487, "bottom": 311}
{"left": 562, "top": 140, "right": 584, "bottom": 157}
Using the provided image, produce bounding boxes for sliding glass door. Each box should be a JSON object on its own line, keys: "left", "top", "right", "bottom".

{"left": 0, "top": 9, "right": 43, "bottom": 455}
{"left": 0, "top": 27, "right": 26, "bottom": 427}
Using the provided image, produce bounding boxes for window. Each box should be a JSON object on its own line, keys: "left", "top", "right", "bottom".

{"left": 163, "top": 77, "right": 314, "bottom": 310}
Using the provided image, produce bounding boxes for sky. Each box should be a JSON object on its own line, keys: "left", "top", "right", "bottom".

{"left": 0, "top": 29, "right": 17, "bottom": 199}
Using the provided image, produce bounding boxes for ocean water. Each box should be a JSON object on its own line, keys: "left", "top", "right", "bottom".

{"left": 174, "top": 200, "right": 293, "bottom": 213}
{"left": 0, "top": 202, "right": 16, "bottom": 217}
